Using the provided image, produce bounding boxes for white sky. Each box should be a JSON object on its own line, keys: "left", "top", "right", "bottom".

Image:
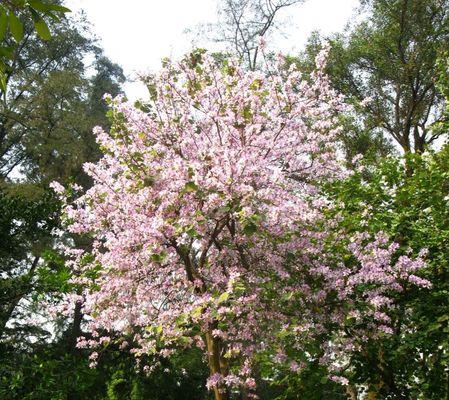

{"left": 65, "top": 0, "right": 360, "bottom": 99}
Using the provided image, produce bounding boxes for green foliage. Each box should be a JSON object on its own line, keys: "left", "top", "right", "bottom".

{"left": 0, "top": 350, "right": 99, "bottom": 400}
{"left": 0, "top": 8, "right": 128, "bottom": 400}
{"left": 0, "top": 185, "right": 60, "bottom": 336}
{"left": 323, "top": 145, "right": 449, "bottom": 398}
{"left": 295, "top": 0, "right": 448, "bottom": 156}
{"left": 275, "top": 364, "right": 346, "bottom": 400}
{"left": 104, "top": 349, "right": 209, "bottom": 400}
{"left": 254, "top": 348, "right": 347, "bottom": 400}
{"left": 0, "top": 10, "right": 125, "bottom": 352}
{"left": 0, "top": 323, "right": 209, "bottom": 400}
{"left": 288, "top": 31, "right": 396, "bottom": 164}
{"left": 0, "top": 0, "right": 70, "bottom": 92}
{"left": 0, "top": 14, "right": 125, "bottom": 185}
{"left": 433, "top": 53, "right": 449, "bottom": 138}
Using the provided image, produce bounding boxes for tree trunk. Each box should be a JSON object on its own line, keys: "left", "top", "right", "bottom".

{"left": 413, "top": 126, "right": 425, "bottom": 154}
{"left": 446, "top": 368, "right": 449, "bottom": 400}
{"left": 67, "top": 299, "right": 83, "bottom": 353}
{"left": 205, "top": 331, "right": 229, "bottom": 400}
{"left": 346, "top": 385, "right": 358, "bottom": 400}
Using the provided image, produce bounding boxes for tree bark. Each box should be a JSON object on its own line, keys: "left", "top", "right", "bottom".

{"left": 67, "top": 299, "right": 83, "bottom": 353}
{"left": 447, "top": 368, "right": 449, "bottom": 400}
{"left": 205, "top": 331, "right": 229, "bottom": 400}
{"left": 346, "top": 385, "right": 358, "bottom": 400}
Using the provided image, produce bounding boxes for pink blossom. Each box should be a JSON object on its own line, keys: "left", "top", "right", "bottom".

{"left": 206, "top": 373, "right": 223, "bottom": 390}
{"left": 330, "top": 375, "right": 349, "bottom": 385}
{"left": 54, "top": 48, "right": 429, "bottom": 394}
{"left": 257, "top": 36, "right": 266, "bottom": 50}
{"left": 49, "top": 181, "right": 65, "bottom": 195}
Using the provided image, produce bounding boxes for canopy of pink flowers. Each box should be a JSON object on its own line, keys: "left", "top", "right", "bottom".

{"left": 52, "top": 48, "right": 429, "bottom": 393}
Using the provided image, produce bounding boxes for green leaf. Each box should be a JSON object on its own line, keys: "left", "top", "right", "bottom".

{"left": 9, "top": 12, "right": 23, "bottom": 42}
{"left": 9, "top": 0, "right": 25, "bottom": 7}
{"left": 143, "top": 176, "right": 155, "bottom": 187}
{"left": 217, "top": 292, "right": 229, "bottom": 304}
{"left": 28, "top": 0, "right": 51, "bottom": 12}
{"left": 28, "top": 1, "right": 70, "bottom": 13}
{"left": 150, "top": 252, "right": 166, "bottom": 263}
{"left": 46, "top": 4, "right": 71, "bottom": 13}
{"left": 428, "top": 323, "right": 441, "bottom": 332}
{"left": 44, "top": 11, "right": 60, "bottom": 23}
{"left": 0, "top": 45, "right": 14, "bottom": 60}
{"left": 243, "top": 222, "right": 257, "bottom": 235}
{"left": 437, "top": 314, "right": 449, "bottom": 322}
{"left": 191, "top": 306, "right": 203, "bottom": 318}
{"left": 34, "top": 18, "right": 51, "bottom": 40}
{"left": 223, "top": 350, "right": 233, "bottom": 359}
{"left": 184, "top": 181, "right": 198, "bottom": 192}
{"left": 0, "top": 70, "right": 6, "bottom": 92}
{"left": 0, "top": 7, "right": 7, "bottom": 41}
{"left": 186, "top": 227, "right": 199, "bottom": 238}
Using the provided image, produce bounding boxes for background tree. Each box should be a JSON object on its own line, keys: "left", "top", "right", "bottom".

{"left": 263, "top": 2, "right": 449, "bottom": 398}
{"left": 319, "top": 144, "right": 449, "bottom": 399}
{"left": 293, "top": 0, "right": 448, "bottom": 162}
{"left": 0, "top": 11, "right": 125, "bottom": 334}
{"left": 194, "top": 0, "right": 303, "bottom": 70}
{"left": 0, "top": 8, "right": 138, "bottom": 400}
{"left": 0, "top": 0, "right": 70, "bottom": 91}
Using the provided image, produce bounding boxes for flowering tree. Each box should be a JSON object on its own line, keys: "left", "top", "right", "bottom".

{"left": 52, "top": 48, "right": 429, "bottom": 399}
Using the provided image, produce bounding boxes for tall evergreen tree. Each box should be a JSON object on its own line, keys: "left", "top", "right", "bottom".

{"left": 294, "top": 0, "right": 448, "bottom": 162}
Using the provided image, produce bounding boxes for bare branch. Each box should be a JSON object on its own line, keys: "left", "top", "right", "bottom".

{"left": 197, "top": 0, "right": 303, "bottom": 69}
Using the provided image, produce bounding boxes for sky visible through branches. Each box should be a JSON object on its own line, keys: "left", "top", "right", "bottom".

{"left": 66, "top": 0, "right": 359, "bottom": 99}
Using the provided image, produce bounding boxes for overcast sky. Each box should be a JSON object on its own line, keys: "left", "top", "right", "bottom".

{"left": 65, "top": 0, "right": 360, "bottom": 99}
